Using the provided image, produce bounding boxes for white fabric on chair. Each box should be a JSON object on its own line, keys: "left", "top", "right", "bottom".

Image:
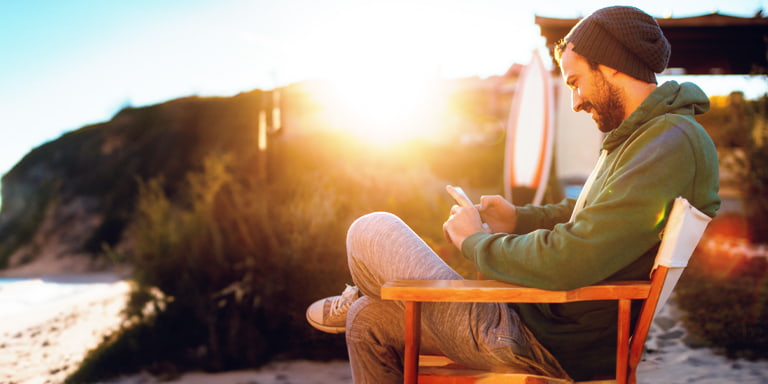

{"left": 653, "top": 197, "right": 712, "bottom": 271}
{"left": 651, "top": 197, "right": 711, "bottom": 318}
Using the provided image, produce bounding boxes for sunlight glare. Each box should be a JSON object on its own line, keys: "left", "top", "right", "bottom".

{"left": 301, "top": 2, "right": 454, "bottom": 147}
{"left": 323, "top": 73, "right": 447, "bottom": 146}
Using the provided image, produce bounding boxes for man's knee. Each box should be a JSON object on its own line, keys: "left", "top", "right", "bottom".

{"left": 348, "top": 212, "right": 402, "bottom": 240}
{"left": 346, "top": 212, "right": 405, "bottom": 261}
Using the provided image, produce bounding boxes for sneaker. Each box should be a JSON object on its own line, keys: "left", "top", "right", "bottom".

{"left": 306, "top": 284, "right": 360, "bottom": 334}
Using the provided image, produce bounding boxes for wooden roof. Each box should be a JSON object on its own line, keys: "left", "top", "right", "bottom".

{"left": 535, "top": 12, "right": 768, "bottom": 75}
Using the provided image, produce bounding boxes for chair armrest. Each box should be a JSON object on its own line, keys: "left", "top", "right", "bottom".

{"left": 381, "top": 280, "right": 651, "bottom": 303}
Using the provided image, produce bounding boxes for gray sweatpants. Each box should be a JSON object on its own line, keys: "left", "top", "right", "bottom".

{"left": 344, "top": 212, "right": 570, "bottom": 383}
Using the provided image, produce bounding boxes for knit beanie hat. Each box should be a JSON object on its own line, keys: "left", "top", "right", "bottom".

{"left": 564, "top": 6, "right": 670, "bottom": 83}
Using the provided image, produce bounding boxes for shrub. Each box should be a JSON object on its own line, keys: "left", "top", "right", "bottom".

{"left": 676, "top": 245, "right": 768, "bottom": 359}
{"left": 745, "top": 144, "right": 768, "bottom": 243}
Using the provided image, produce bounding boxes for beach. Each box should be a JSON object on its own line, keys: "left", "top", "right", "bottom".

{"left": 1, "top": 274, "right": 767, "bottom": 384}
{"left": 0, "top": 274, "right": 131, "bottom": 384}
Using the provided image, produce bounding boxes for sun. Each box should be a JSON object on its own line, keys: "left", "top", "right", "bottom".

{"left": 293, "top": 3, "right": 456, "bottom": 147}
{"left": 320, "top": 73, "right": 448, "bottom": 146}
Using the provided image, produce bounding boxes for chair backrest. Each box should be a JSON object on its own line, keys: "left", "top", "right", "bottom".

{"left": 628, "top": 197, "right": 711, "bottom": 378}
{"left": 651, "top": 197, "right": 712, "bottom": 317}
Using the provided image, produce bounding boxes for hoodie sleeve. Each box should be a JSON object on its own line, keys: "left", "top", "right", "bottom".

{"left": 513, "top": 198, "right": 576, "bottom": 233}
{"left": 461, "top": 116, "right": 717, "bottom": 291}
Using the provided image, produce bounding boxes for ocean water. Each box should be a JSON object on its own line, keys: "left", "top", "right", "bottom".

{"left": 0, "top": 279, "right": 60, "bottom": 317}
{"left": 0, "top": 276, "right": 117, "bottom": 318}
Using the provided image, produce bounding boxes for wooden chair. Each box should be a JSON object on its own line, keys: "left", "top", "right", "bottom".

{"left": 382, "top": 197, "right": 711, "bottom": 384}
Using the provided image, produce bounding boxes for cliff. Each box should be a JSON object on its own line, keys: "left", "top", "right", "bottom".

{"left": 0, "top": 89, "right": 271, "bottom": 274}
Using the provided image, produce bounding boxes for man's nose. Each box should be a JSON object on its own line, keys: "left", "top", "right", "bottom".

{"left": 571, "top": 90, "right": 584, "bottom": 112}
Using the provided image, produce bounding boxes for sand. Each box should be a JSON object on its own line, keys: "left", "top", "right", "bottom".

{"left": 1, "top": 274, "right": 767, "bottom": 384}
{"left": 0, "top": 274, "right": 131, "bottom": 384}
{"left": 636, "top": 303, "right": 768, "bottom": 383}
{"left": 0, "top": 273, "right": 354, "bottom": 384}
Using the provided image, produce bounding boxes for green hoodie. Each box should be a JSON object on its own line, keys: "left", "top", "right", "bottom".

{"left": 461, "top": 81, "right": 720, "bottom": 380}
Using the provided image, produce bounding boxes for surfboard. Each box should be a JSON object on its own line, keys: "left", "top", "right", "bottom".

{"left": 503, "top": 50, "right": 555, "bottom": 205}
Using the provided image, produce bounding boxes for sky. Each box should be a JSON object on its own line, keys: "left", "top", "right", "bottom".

{"left": 1, "top": 0, "right": 766, "bottom": 188}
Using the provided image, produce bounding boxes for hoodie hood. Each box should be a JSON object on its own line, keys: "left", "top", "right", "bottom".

{"left": 602, "top": 81, "right": 710, "bottom": 151}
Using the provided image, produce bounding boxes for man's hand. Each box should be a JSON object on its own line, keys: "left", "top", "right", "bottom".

{"left": 443, "top": 204, "right": 488, "bottom": 249}
{"left": 478, "top": 195, "right": 517, "bottom": 233}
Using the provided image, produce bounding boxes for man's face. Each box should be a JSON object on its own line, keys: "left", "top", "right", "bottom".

{"left": 559, "top": 45, "right": 626, "bottom": 133}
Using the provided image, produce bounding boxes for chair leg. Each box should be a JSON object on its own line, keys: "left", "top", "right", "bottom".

{"left": 404, "top": 301, "right": 422, "bottom": 384}
{"left": 616, "top": 299, "right": 631, "bottom": 384}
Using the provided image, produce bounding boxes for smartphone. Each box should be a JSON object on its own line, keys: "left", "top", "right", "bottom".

{"left": 446, "top": 185, "right": 492, "bottom": 232}
{"left": 446, "top": 185, "right": 474, "bottom": 208}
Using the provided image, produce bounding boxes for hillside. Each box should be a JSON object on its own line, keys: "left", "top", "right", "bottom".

{"left": 0, "top": 90, "right": 269, "bottom": 273}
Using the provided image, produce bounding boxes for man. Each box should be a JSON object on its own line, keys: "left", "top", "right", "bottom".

{"left": 306, "top": 6, "right": 720, "bottom": 382}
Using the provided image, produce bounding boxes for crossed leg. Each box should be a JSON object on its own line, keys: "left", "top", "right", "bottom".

{"left": 343, "top": 212, "right": 568, "bottom": 384}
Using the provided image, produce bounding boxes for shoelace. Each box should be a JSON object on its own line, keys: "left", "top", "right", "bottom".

{"left": 329, "top": 285, "right": 358, "bottom": 317}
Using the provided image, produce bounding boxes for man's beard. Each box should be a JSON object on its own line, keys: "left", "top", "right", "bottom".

{"left": 583, "top": 72, "right": 626, "bottom": 133}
